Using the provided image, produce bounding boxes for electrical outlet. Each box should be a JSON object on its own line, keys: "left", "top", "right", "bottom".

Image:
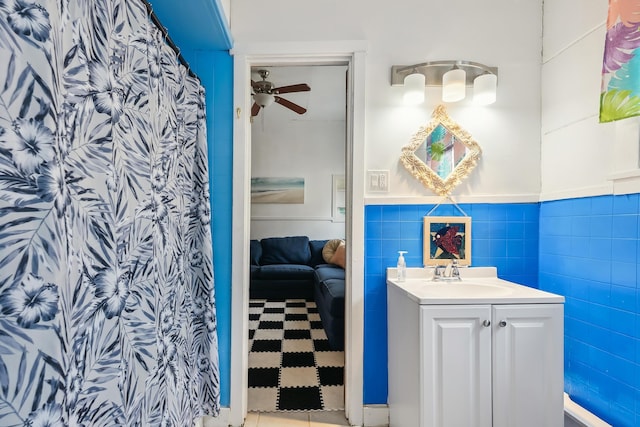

{"left": 378, "top": 171, "right": 388, "bottom": 191}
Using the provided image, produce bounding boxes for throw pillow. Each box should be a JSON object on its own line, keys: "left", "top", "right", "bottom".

{"left": 322, "top": 239, "right": 344, "bottom": 263}
{"left": 330, "top": 242, "right": 346, "bottom": 269}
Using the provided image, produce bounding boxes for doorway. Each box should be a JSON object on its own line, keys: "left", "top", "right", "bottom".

{"left": 230, "top": 42, "right": 366, "bottom": 427}
{"left": 247, "top": 64, "right": 347, "bottom": 413}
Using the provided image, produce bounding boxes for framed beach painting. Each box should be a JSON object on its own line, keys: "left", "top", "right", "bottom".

{"left": 423, "top": 216, "right": 471, "bottom": 266}
{"left": 251, "top": 177, "right": 305, "bottom": 204}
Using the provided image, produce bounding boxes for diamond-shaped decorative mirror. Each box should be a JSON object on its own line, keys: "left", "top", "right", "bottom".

{"left": 400, "top": 105, "right": 482, "bottom": 196}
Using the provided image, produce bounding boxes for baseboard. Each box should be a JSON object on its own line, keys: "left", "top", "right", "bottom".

{"left": 363, "top": 404, "right": 389, "bottom": 427}
{"left": 194, "top": 407, "right": 230, "bottom": 427}
{"left": 195, "top": 405, "right": 386, "bottom": 427}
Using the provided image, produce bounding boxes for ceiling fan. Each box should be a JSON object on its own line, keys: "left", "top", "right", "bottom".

{"left": 251, "top": 69, "right": 311, "bottom": 117}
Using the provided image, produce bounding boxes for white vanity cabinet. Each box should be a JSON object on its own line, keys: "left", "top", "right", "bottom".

{"left": 387, "top": 272, "right": 564, "bottom": 427}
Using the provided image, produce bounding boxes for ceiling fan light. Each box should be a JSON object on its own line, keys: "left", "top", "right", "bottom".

{"left": 442, "top": 67, "right": 466, "bottom": 102}
{"left": 473, "top": 73, "right": 497, "bottom": 105}
{"left": 254, "top": 92, "right": 275, "bottom": 108}
{"left": 403, "top": 72, "right": 425, "bottom": 105}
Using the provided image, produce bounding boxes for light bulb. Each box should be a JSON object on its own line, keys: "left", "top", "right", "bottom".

{"left": 254, "top": 92, "right": 275, "bottom": 107}
{"left": 442, "top": 68, "right": 466, "bottom": 102}
{"left": 473, "top": 73, "right": 497, "bottom": 105}
{"left": 403, "top": 73, "right": 425, "bottom": 105}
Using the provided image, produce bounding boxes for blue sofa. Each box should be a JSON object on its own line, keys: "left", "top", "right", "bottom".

{"left": 250, "top": 236, "right": 345, "bottom": 350}
{"left": 313, "top": 264, "right": 345, "bottom": 350}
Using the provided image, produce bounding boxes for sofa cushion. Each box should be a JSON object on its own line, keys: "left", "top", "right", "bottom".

{"left": 309, "top": 240, "right": 329, "bottom": 266}
{"left": 257, "top": 264, "right": 315, "bottom": 280}
{"left": 315, "top": 265, "right": 345, "bottom": 282}
{"left": 250, "top": 240, "right": 262, "bottom": 266}
{"left": 260, "top": 236, "right": 311, "bottom": 265}
{"left": 250, "top": 265, "right": 260, "bottom": 278}
{"left": 317, "top": 278, "right": 345, "bottom": 318}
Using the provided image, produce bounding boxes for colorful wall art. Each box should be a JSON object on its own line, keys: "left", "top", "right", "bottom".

{"left": 600, "top": 0, "right": 640, "bottom": 122}
{"left": 423, "top": 216, "right": 472, "bottom": 266}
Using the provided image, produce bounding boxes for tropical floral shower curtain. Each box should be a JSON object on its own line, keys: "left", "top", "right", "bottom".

{"left": 0, "top": 1, "right": 220, "bottom": 425}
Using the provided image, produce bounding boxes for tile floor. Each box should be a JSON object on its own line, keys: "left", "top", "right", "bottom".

{"left": 244, "top": 410, "right": 351, "bottom": 427}
{"left": 248, "top": 299, "right": 344, "bottom": 412}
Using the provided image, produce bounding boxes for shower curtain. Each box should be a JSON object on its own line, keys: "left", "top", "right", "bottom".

{"left": 0, "top": 1, "right": 220, "bottom": 425}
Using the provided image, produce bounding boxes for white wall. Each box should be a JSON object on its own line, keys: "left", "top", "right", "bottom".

{"left": 231, "top": 0, "right": 544, "bottom": 204}
{"left": 250, "top": 65, "right": 347, "bottom": 240}
{"left": 541, "top": 0, "right": 640, "bottom": 200}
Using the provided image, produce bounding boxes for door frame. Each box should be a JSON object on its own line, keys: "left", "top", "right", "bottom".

{"left": 229, "top": 41, "right": 367, "bottom": 426}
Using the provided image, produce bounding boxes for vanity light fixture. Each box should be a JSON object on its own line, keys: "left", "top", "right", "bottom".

{"left": 391, "top": 60, "right": 498, "bottom": 105}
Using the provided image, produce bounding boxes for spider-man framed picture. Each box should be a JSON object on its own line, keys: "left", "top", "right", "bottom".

{"left": 423, "top": 216, "right": 472, "bottom": 266}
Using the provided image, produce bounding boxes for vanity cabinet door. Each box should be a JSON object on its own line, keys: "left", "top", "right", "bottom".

{"left": 421, "top": 305, "right": 493, "bottom": 427}
{"left": 492, "top": 304, "right": 564, "bottom": 427}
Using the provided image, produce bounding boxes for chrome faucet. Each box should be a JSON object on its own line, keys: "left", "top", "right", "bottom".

{"left": 433, "top": 259, "right": 461, "bottom": 281}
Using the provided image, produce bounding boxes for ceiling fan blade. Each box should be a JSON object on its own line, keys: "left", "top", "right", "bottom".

{"left": 274, "top": 96, "right": 307, "bottom": 115}
{"left": 251, "top": 102, "right": 261, "bottom": 117}
{"left": 274, "top": 83, "right": 311, "bottom": 94}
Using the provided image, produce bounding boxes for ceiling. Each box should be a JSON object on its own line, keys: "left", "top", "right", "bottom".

{"left": 147, "top": 0, "right": 232, "bottom": 52}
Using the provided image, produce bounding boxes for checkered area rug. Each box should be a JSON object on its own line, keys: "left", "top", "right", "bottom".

{"left": 247, "top": 299, "right": 345, "bottom": 412}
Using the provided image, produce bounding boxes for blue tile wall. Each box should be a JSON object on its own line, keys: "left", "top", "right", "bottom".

{"left": 363, "top": 202, "right": 540, "bottom": 404}
{"left": 539, "top": 194, "right": 640, "bottom": 427}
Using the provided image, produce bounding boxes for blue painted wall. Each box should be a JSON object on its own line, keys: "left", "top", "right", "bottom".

{"left": 185, "top": 50, "right": 234, "bottom": 407}
{"left": 363, "top": 202, "right": 540, "bottom": 403}
{"left": 539, "top": 194, "right": 640, "bottom": 427}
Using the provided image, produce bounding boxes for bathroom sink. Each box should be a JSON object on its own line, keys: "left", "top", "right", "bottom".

{"left": 422, "top": 282, "right": 513, "bottom": 297}
{"left": 386, "top": 267, "right": 565, "bottom": 305}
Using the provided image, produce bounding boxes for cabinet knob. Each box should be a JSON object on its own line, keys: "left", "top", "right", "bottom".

{"left": 499, "top": 320, "right": 507, "bottom": 327}
{"left": 482, "top": 320, "right": 491, "bottom": 327}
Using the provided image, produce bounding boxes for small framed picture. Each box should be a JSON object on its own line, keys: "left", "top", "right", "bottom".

{"left": 332, "top": 174, "right": 346, "bottom": 222}
{"left": 423, "top": 216, "right": 472, "bottom": 266}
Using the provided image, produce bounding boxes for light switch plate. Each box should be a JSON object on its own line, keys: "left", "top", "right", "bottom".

{"left": 367, "top": 170, "right": 390, "bottom": 192}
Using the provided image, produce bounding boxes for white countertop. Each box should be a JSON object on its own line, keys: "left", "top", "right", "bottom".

{"left": 387, "top": 267, "right": 565, "bottom": 305}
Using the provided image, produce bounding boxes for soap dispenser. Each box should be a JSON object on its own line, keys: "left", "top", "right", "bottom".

{"left": 397, "top": 251, "right": 407, "bottom": 282}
